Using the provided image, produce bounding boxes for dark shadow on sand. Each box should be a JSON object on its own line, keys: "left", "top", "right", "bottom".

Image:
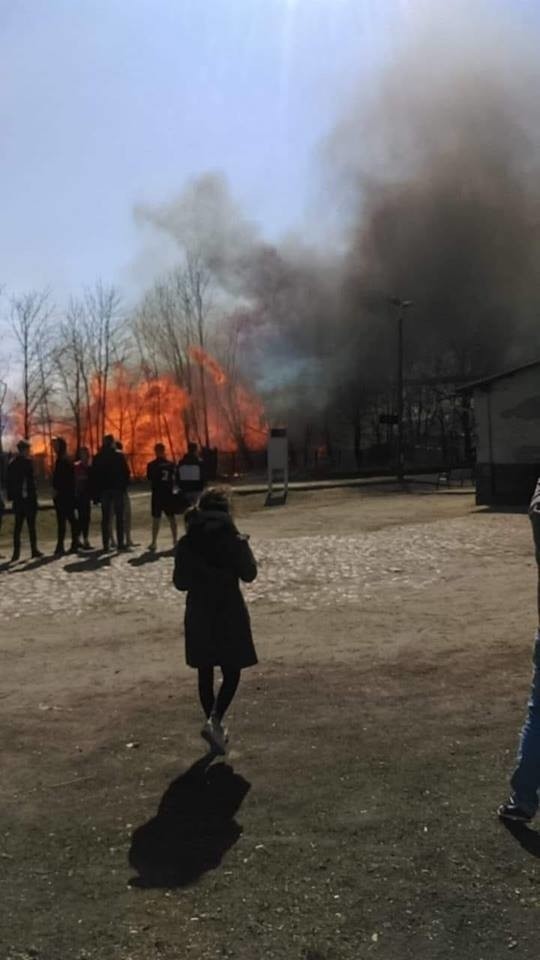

{"left": 128, "top": 753, "right": 251, "bottom": 889}
{"left": 17, "top": 554, "right": 59, "bottom": 573}
{"left": 501, "top": 820, "right": 540, "bottom": 857}
{"left": 63, "top": 552, "right": 112, "bottom": 573}
{"left": 0, "top": 554, "right": 57, "bottom": 574}
{"left": 128, "top": 548, "right": 175, "bottom": 566}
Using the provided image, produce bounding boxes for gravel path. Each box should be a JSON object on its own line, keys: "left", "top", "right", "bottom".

{"left": 1, "top": 513, "right": 528, "bottom": 618}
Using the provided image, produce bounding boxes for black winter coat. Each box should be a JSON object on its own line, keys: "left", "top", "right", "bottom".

{"left": 173, "top": 509, "right": 258, "bottom": 669}
{"left": 53, "top": 457, "right": 76, "bottom": 503}
{"left": 91, "top": 447, "right": 130, "bottom": 497}
{"left": 7, "top": 455, "right": 37, "bottom": 505}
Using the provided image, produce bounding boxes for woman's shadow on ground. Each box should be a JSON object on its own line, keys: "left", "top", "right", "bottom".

{"left": 128, "top": 753, "right": 251, "bottom": 888}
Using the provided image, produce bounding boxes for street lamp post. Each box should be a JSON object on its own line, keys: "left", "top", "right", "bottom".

{"left": 390, "top": 298, "right": 413, "bottom": 483}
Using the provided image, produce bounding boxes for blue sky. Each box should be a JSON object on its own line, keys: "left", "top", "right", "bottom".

{"left": 0, "top": 0, "right": 404, "bottom": 302}
{"left": 0, "top": 0, "right": 538, "bottom": 306}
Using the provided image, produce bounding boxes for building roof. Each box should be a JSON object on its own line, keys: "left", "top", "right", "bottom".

{"left": 456, "top": 358, "right": 540, "bottom": 393}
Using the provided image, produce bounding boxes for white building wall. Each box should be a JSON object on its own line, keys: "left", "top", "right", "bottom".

{"left": 475, "top": 366, "right": 540, "bottom": 464}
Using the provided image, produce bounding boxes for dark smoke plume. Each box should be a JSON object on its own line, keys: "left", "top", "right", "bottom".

{"left": 330, "top": 1, "right": 540, "bottom": 385}
{"left": 136, "top": 2, "right": 540, "bottom": 436}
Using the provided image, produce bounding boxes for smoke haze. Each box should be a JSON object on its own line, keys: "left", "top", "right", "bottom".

{"left": 136, "top": 1, "right": 540, "bottom": 427}
{"left": 332, "top": 1, "right": 540, "bottom": 381}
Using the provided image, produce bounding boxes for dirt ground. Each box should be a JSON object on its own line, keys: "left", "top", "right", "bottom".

{"left": 2, "top": 484, "right": 540, "bottom": 960}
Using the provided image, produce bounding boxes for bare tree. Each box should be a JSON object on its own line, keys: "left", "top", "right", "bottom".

{"left": 53, "top": 298, "right": 88, "bottom": 453}
{"left": 83, "top": 282, "right": 122, "bottom": 444}
{"left": 181, "top": 252, "right": 213, "bottom": 447}
{"left": 133, "top": 256, "right": 213, "bottom": 448}
{"left": 10, "top": 290, "right": 54, "bottom": 440}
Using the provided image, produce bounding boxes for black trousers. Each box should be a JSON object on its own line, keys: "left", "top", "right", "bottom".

{"left": 101, "top": 489, "right": 124, "bottom": 549}
{"left": 75, "top": 495, "right": 91, "bottom": 541}
{"left": 13, "top": 499, "right": 38, "bottom": 555}
{"left": 54, "top": 497, "right": 79, "bottom": 550}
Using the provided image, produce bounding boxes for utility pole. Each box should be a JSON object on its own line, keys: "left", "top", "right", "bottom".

{"left": 390, "top": 298, "right": 413, "bottom": 483}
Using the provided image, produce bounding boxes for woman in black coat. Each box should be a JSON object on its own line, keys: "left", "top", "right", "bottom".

{"left": 173, "top": 487, "right": 257, "bottom": 754}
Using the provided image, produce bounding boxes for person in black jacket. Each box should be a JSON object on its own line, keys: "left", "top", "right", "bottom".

{"left": 6, "top": 439, "right": 43, "bottom": 562}
{"left": 91, "top": 434, "right": 130, "bottom": 551}
{"left": 146, "top": 442, "right": 178, "bottom": 552}
{"left": 52, "top": 437, "right": 79, "bottom": 555}
{"left": 173, "top": 487, "right": 257, "bottom": 755}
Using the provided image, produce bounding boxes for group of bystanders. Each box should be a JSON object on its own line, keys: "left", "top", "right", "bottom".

{"left": 0, "top": 436, "right": 205, "bottom": 561}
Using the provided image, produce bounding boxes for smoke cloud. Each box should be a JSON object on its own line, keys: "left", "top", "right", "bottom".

{"left": 331, "top": 1, "right": 540, "bottom": 380}
{"left": 136, "top": 1, "right": 540, "bottom": 431}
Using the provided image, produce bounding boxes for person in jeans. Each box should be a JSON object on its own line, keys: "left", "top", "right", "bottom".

{"left": 74, "top": 446, "right": 93, "bottom": 550}
{"left": 52, "top": 437, "right": 79, "bottom": 555}
{"left": 499, "top": 479, "right": 540, "bottom": 822}
{"left": 91, "top": 435, "right": 130, "bottom": 552}
{"left": 6, "top": 439, "right": 43, "bottom": 562}
{"left": 114, "top": 441, "right": 135, "bottom": 548}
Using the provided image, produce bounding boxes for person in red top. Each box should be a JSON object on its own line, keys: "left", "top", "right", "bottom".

{"left": 74, "top": 446, "right": 93, "bottom": 550}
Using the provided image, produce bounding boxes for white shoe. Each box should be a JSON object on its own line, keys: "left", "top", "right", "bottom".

{"left": 200, "top": 718, "right": 228, "bottom": 755}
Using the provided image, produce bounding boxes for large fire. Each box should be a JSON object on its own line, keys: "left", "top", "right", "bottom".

{"left": 7, "top": 348, "right": 267, "bottom": 476}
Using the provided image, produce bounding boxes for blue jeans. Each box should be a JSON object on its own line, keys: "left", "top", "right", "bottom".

{"left": 510, "top": 633, "right": 540, "bottom": 816}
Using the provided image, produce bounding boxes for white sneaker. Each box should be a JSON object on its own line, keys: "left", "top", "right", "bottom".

{"left": 200, "top": 718, "right": 228, "bottom": 755}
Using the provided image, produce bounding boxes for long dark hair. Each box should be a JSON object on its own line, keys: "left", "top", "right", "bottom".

{"left": 198, "top": 487, "right": 232, "bottom": 514}
{"left": 184, "top": 486, "right": 233, "bottom": 529}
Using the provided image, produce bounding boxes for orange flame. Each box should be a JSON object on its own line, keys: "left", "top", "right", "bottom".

{"left": 6, "top": 348, "right": 267, "bottom": 476}
{"left": 189, "top": 345, "right": 227, "bottom": 385}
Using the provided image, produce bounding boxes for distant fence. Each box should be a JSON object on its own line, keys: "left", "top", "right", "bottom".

{"left": 0, "top": 444, "right": 477, "bottom": 490}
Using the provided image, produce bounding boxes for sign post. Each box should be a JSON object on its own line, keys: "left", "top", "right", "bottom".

{"left": 267, "top": 427, "right": 288, "bottom": 503}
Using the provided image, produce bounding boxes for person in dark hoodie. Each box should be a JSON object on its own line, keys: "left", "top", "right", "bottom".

{"left": 173, "top": 487, "right": 257, "bottom": 754}
{"left": 6, "top": 439, "right": 43, "bottom": 562}
{"left": 52, "top": 437, "right": 79, "bottom": 555}
{"left": 91, "top": 434, "right": 130, "bottom": 552}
